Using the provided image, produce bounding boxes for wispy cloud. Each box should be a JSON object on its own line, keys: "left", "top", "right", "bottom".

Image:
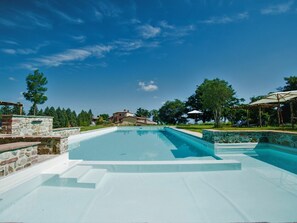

{"left": 2, "top": 40, "right": 18, "bottom": 45}
{"left": 8, "top": 77, "right": 16, "bottom": 81}
{"left": 200, "top": 12, "right": 249, "bottom": 24}
{"left": 0, "top": 11, "right": 52, "bottom": 29}
{"left": 95, "top": 1, "right": 122, "bottom": 18}
{"left": 2, "top": 49, "right": 16, "bottom": 54}
{"left": 23, "top": 44, "right": 113, "bottom": 68}
{"left": 36, "top": 1, "right": 84, "bottom": 24}
{"left": 72, "top": 35, "right": 86, "bottom": 43}
{"left": 261, "top": 1, "right": 294, "bottom": 15}
{"left": 138, "top": 81, "right": 158, "bottom": 92}
{"left": 2, "top": 42, "right": 49, "bottom": 55}
{"left": 137, "top": 25, "right": 161, "bottom": 39}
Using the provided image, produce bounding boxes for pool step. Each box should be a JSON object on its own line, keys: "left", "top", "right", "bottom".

{"left": 44, "top": 166, "right": 107, "bottom": 189}
{"left": 77, "top": 169, "right": 107, "bottom": 187}
{"left": 60, "top": 165, "right": 92, "bottom": 179}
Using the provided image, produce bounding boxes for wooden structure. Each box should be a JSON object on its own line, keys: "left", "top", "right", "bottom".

{"left": 250, "top": 91, "right": 297, "bottom": 128}
{"left": 0, "top": 101, "right": 23, "bottom": 115}
{"left": 233, "top": 104, "right": 276, "bottom": 127}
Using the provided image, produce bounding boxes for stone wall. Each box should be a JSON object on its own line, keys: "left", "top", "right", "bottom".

{"left": 202, "top": 129, "right": 297, "bottom": 148}
{"left": 52, "top": 127, "right": 80, "bottom": 137}
{"left": 1, "top": 115, "right": 53, "bottom": 136}
{"left": 0, "top": 136, "right": 68, "bottom": 155}
{"left": 0, "top": 142, "right": 39, "bottom": 176}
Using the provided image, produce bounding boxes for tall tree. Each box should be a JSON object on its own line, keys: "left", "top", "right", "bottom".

{"left": 199, "top": 78, "right": 236, "bottom": 127}
{"left": 150, "top": 109, "right": 161, "bottom": 124}
{"left": 278, "top": 76, "right": 297, "bottom": 91}
{"left": 23, "top": 70, "right": 48, "bottom": 115}
{"left": 158, "top": 99, "right": 186, "bottom": 124}
{"left": 186, "top": 87, "right": 213, "bottom": 123}
{"left": 135, "top": 108, "right": 151, "bottom": 118}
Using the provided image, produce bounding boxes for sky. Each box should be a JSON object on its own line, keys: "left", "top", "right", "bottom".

{"left": 0, "top": 0, "right": 297, "bottom": 115}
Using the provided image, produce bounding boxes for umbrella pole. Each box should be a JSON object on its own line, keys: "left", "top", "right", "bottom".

{"left": 259, "top": 107, "right": 262, "bottom": 127}
{"left": 246, "top": 109, "right": 249, "bottom": 126}
{"left": 290, "top": 101, "right": 294, "bottom": 129}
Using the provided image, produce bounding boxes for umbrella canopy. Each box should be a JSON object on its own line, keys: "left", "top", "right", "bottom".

{"left": 250, "top": 90, "right": 297, "bottom": 106}
{"left": 187, "top": 110, "right": 203, "bottom": 114}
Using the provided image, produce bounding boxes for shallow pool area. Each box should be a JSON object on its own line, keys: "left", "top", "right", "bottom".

{"left": 1, "top": 127, "right": 297, "bottom": 223}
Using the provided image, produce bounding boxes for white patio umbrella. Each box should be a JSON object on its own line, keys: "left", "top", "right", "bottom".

{"left": 187, "top": 110, "right": 203, "bottom": 115}
{"left": 250, "top": 90, "right": 297, "bottom": 126}
{"left": 187, "top": 110, "right": 203, "bottom": 123}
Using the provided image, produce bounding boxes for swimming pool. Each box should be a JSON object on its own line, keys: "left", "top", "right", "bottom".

{"left": 248, "top": 146, "right": 297, "bottom": 175}
{"left": 69, "top": 127, "right": 218, "bottom": 161}
{"left": 1, "top": 127, "right": 297, "bottom": 222}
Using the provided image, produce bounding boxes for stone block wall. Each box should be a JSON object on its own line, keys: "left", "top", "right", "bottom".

{"left": 52, "top": 127, "right": 80, "bottom": 137}
{"left": 202, "top": 129, "right": 297, "bottom": 148}
{"left": 0, "top": 142, "right": 39, "bottom": 177}
{"left": 0, "top": 136, "right": 68, "bottom": 155}
{"left": 1, "top": 115, "right": 53, "bottom": 136}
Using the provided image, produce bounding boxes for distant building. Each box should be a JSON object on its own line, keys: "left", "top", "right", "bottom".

{"left": 110, "top": 109, "right": 157, "bottom": 125}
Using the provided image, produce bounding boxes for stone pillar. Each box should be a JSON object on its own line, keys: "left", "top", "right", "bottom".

{"left": 1, "top": 115, "right": 53, "bottom": 136}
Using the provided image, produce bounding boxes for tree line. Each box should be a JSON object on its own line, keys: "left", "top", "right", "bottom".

{"left": 135, "top": 76, "right": 297, "bottom": 127}
{"left": 0, "top": 106, "right": 95, "bottom": 128}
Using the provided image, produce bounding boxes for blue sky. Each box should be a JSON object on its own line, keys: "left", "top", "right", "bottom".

{"left": 1, "top": 0, "right": 297, "bottom": 115}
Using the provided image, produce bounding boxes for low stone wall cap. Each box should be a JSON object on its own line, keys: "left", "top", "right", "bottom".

{"left": 0, "top": 142, "right": 41, "bottom": 153}
{"left": 1, "top": 114, "right": 53, "bottom": 118}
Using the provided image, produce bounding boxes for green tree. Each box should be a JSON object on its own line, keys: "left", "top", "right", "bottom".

{"left": 96, "top": 116, "right": 105, "bottom": 125}
{"left": 186, "top": 88, "right": 213, "bottom": 123}
{"left": 150, "top": 109, "right": 161, "bottom": 124}
{"left": 278, "top": 76, "right": 297, "bottom": 91}
{"left": 48, "top": 106, "right": 60, "bottom": 128}
{"left": 199, "top": 78, "right": 236, "bottom": 128}
{"left": 135, "top": 108, "right": 151, "bottom": 118}
{"left": 78, "top": 110, "right": 91, "bottom": 126}
{"left": 98, "top": 114, "right": 109, "bottom": 121}
{"left": 23, "top": 70, "right": 48, "bottom": 115}
{"left": 158, "top": 99, "right": 186, "bottom": 124}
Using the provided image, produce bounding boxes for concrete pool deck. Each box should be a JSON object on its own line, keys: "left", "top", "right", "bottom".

{"left": 1, "top": 153, "right": 297, "bottom": 222}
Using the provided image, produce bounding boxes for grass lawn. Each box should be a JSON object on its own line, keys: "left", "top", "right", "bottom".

{"left": 176, "top": 124, "right": 297, "bottom": 133}
{"left": 80, "top": 125, "right": 111, "bottom": 132}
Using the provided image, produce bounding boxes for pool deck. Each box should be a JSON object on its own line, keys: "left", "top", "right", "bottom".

{"left": 1, "top": 127, "right": 297, "bottom": 222}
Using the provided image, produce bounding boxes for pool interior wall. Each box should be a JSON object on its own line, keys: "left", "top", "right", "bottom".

{"left": 1, "top": 127, "right": 297, "bottom": 222}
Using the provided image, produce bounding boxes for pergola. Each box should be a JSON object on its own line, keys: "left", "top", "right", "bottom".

{"left": 0, "top": 101, "right": 23, "bottom": 115}
{"left": 250, "top": 90, "right": 297, "bottom": 127}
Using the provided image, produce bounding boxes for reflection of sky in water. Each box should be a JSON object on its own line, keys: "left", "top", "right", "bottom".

{"left": 69, "top": 129, "right": 216, "bottom": 161}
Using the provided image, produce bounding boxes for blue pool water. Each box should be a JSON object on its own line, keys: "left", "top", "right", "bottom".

{"left": 249, "top": 148, "right": 297, "bottom": 174}
{"left": 69, "top": 128, "right": 217, "bottom": 161}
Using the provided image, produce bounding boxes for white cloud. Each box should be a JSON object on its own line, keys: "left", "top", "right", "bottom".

{"left": 1, "top": 42, "right": 49, "bottom": 55}
{"left": 159, "top": 21, "right": 175, "bottom": 29}
{"left": 8, "top": 77, "right": 16, "bottom": 81}
{"left": 36, "top": 2, "right": 83, "bottom": 24}
{"left": 138, "top": 81, "right": 158, "bottom": 92}
{"left": 2, "top": 49, "right": 16, "bottom": 54}
{"left": 138, "top": 25, "right": 161, "bottom": 39}
{"left": 2, "top": 40, "right": 18, "bottom": 45}
{"left": 25, "top": 44, "right": 112, "bottom": 68}
{"left": 72, "top": 35, "right": 86, "bottom": 43}
{"left": 261, "top": 1, "right": 294, "bottom": 15}
{"left": 201, "top": 12, "right": 249, "bottom": 24}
